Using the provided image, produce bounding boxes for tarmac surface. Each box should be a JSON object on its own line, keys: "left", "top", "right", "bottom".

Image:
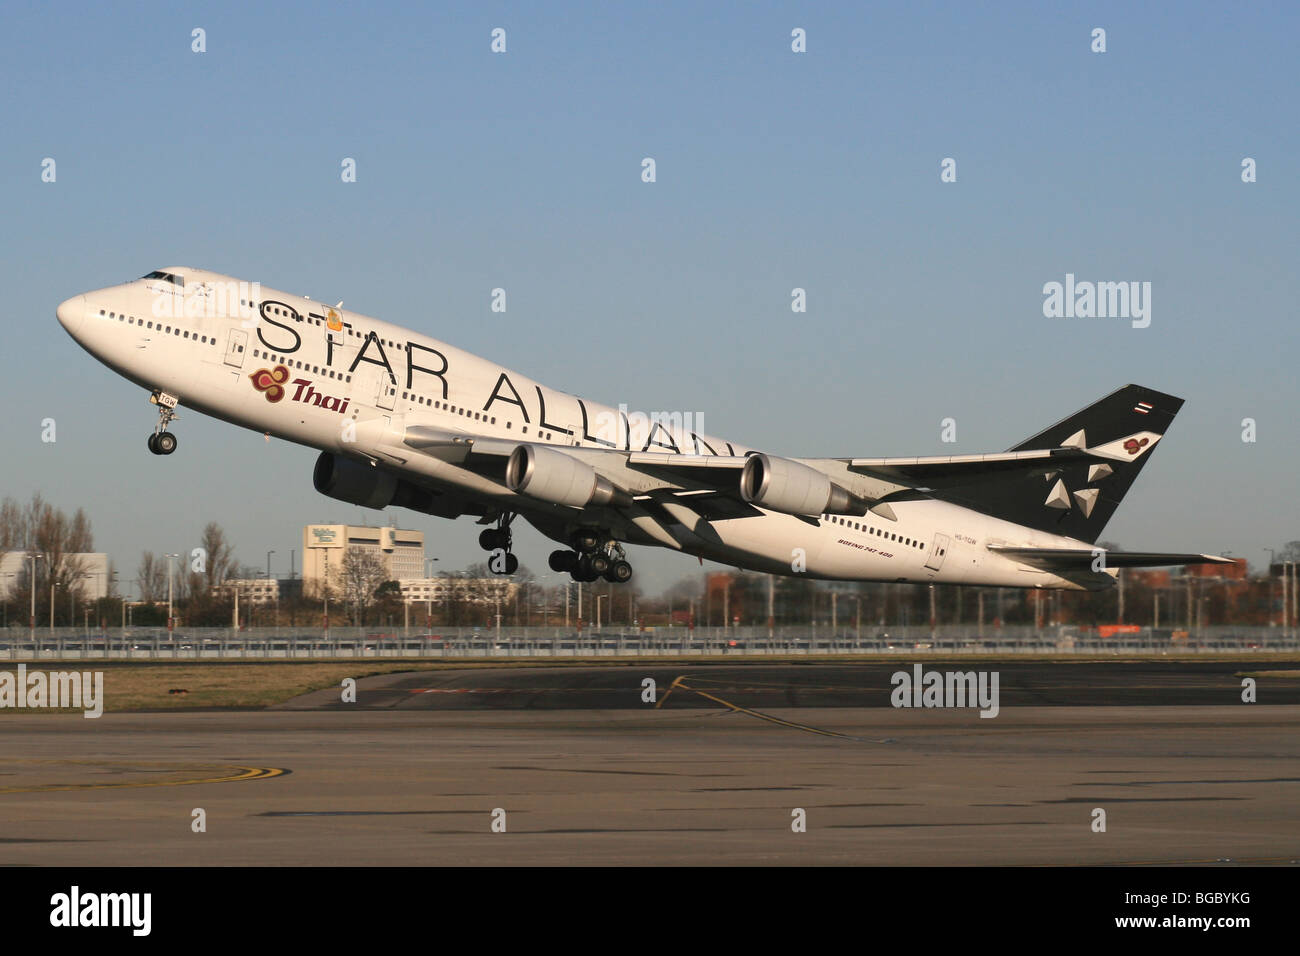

{"left": 2, "top": 660, "right": 1298, "bottom": 865}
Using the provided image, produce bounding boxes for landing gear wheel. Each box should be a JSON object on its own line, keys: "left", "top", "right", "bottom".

{"left": 570, "top": 556, "right": 599, "bottom": 582}
{"left": 588, "top": 553, "right": 611, "bottom": 576}
{"left": 479, "top": 528, "right": 506, "bottom": 551}
{"left": 549, "top": 550, "right": 577, "bottom": 573}
{"left": 503, "top": 552, "right": 519, "bottom": 575}
{"left": 571, "top": 529, "right": 603, "bottom": 554}
{"left": 147, "top": 391, "right": 180, "bottom": 456}
{"left": 606, "top": 560, "right": 633, "bottom": 583}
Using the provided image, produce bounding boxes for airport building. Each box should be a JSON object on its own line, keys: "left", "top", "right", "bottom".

{"left": 215, "top": 578, "right": 282, "bottom": 606}
{"left": 0, "top": 552, "right": 111, "bottom": 599}
{"left": 301, "top": 523, "right": 426, "bottom": 596}
{"left": 400, "top": 577, "right": 519, "bottom": 606}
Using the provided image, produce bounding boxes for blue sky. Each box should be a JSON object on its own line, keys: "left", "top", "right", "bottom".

{"left": 3, "top": 1, "right": 1297, "bottom": 594}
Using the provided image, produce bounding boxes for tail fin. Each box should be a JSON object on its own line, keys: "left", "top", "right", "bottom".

{"left": 934, "top": 384, "right": 1184, "bottom": 543}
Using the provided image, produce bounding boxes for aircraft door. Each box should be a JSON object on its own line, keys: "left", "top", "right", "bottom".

{"left": 224, "top": 329, "right": 248, "bottom": 368}
{"left": 925, "top": 533, "right": 951, "bottom": 572}
{"left": 351, "top": 364, "right": 396, "bottom": 410}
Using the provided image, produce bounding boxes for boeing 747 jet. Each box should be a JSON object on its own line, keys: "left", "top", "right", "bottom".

{"left": 56, "top": 268, "right": 1230, "bottom": 588}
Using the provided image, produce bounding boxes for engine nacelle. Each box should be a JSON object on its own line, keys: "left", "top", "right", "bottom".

{"left": 506, "top": 444, "right": 629, "bottom": 509}
{"left": 313, "top": 453, "right": 459, "bottom": 516}
{"left": 314, "top": 453, "right": 399, "bottom": 509}
{"left": 740, "top": 453, "right": 867, "bottom": 517}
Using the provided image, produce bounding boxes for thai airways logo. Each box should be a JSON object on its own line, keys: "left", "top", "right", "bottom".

{"left": 1123, "top": 437, "right": 1150, "bottom": 456}
{"left": 250, "top": 364, "right": 291, "bottom": 402}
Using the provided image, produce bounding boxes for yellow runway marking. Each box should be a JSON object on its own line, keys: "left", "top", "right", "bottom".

{"left": 655, "top": 675, "right": 687, "bottom": 710}
{"left": 656, "top": 677, "right": 858, "bottom": 740}
{"left": 687, "top": 688, "right": 858, "bottom": 739}
{"left": 0, "top": 759, "right": 288, "bottom": 795}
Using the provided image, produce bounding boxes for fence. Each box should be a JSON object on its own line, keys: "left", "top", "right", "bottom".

{"left": 0, "top": 624, "right": 1294, "bottom": 659}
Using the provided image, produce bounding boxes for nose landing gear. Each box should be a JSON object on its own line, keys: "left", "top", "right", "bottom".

{"left": 147, "top": 391, "right": 180, "bottom": 456}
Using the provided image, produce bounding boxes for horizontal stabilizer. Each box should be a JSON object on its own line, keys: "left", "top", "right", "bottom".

{"left": 990, "top": 547, "right": 1235, "bottom": 571}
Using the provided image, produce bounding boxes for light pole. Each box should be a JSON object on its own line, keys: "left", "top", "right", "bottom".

{"left": 494, "top": 585, "right": 502, "bottom": 641}
{"left": 1264, "top": 549, "right": 1276, "bottom": 627}
{"left": 1117, "top": 568, "right": 1125, "bottom": 624}
{"left": 424, "top": 557, "right": 439, "bottom": 629}
{"left": 1287, "top": 560, "right": 1297, "bottom": 640}
{"left": 29, "top": 553, "right": 43, "bottom": 638}
{"left": 767, "top": 574, "right": 775, "bottom": 640}
{"left": 266, "top": 550, "right": 277, "bottom": 631}
{"left": 165, "top": 553, "right": 179, "bottom": 633}
{"left": 1, "top": 571, "right": 13, "bottom": 629}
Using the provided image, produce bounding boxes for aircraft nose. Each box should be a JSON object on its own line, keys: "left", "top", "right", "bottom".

{"left": 56, "top": 295, "right": 87, "bottom": 336}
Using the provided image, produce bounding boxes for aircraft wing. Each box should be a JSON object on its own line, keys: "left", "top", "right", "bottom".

{"left": 843, "top": 447, "right": 1098, "bottom": 486}
{"left": 403, "top": 427, "right": 752, "bottom": 487}
{"left": 989, "top": 547, "right": 1236, "bottom": 570}
{"left": 403, "top": 426, "right": 1105, "bottom": 495}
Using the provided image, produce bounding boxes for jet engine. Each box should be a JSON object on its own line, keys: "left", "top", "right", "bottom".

{"left": 739, "top": 453, "right": 868, "bottom": 517}
{"left": 313, "top": 453, "right": 456, "bottom": 516}
{"left": 506, "top": 444, "right": 630, "bottom": 509}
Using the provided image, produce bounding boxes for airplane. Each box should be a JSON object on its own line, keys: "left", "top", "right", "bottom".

{"left": 55, "top": 267, "right": 1231, "bottom": 590}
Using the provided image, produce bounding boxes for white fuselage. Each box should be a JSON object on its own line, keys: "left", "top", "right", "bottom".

{"left": 56, "top": 268, "right": 1102, "bottom": 590}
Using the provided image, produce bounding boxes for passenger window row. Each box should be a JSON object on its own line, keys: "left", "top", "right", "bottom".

{"left": 99, "top": 309, "right": 218, "bottom": 347}
{"left": 823, "top": 513, "right": 926, "bottom": 550}
{"left": 251, "top": 348, "right": 352, "bottom": 383}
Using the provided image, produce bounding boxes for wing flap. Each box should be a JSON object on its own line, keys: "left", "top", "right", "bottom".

{"left": 845, "top": 447, "right": 1096, "bottom": 485}
{"left": 990, "top": 547, "right": 1235, "bottom": 571}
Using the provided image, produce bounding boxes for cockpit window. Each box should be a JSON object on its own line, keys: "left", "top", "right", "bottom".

{"left": 142, "top": 270, "right": 185, "bottom": 288}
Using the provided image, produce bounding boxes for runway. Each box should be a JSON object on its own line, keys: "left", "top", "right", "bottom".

{"left": 2, "top": 661, "right": 1297, "bottom": 866}
{"left": 280, "top": 660, "right": 1300, "bottom": 710}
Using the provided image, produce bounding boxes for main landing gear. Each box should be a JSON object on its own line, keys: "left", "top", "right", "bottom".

{"left": 479, "top": 512, "right": 520, "bottom": 575}
{"left": 147, "top": 391, "right": 180, "bottom": 456}
{"left": 549, "top": 529, "right": 633, "bottom": 584}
